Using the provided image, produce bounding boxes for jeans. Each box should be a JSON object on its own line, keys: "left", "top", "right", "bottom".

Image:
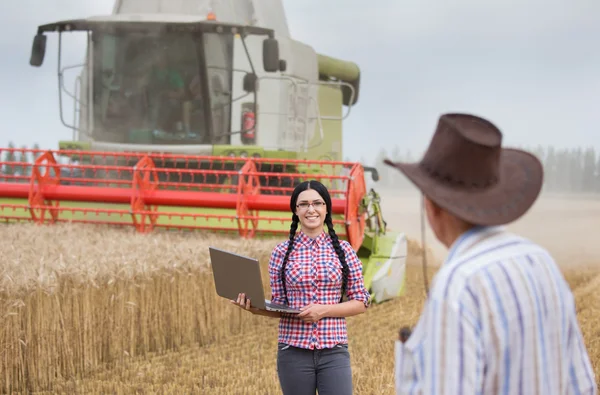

{"left": 276, "top": 342, "right": 353, "bottom": 395}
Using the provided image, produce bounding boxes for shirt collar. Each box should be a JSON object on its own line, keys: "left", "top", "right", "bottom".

{"left": 296, "top": 230, "right": 329, "bottom": 247}
{"left": 445, "top": 225, "right": 505, "bottom": 263}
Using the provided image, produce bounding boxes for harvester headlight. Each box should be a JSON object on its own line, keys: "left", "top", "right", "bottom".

{"left": 240, "top": 151, "right": 248, "bottom": 158}
{"left": 228, "top": 152, "right": 236, "bottom": 158}
{"left": 252, "top": 153, "right": 261, "bottom": 159}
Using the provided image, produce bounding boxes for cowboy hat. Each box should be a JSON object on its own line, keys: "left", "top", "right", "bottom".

{"left": 384, "top": 113, "right": 544, "bottom": 226}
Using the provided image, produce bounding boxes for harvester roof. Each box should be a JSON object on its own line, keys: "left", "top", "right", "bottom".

{"left": 36, "top": 14, "right": 275, "bottom": 37}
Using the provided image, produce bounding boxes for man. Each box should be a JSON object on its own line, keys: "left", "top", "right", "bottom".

{"left": 153, "top": 56, "right": 186, "bottom": 98}
{"left": 384, "top": 113, "right": 597, "bottom": 394}
{"left": 148, "top": 56, "right": 187, "bottom": 134}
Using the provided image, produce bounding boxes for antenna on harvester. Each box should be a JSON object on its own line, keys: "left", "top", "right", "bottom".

{"left": 420, "top": 193, "right": 429, "bottom": 296}
{"left": 398, "top": 193, "right": 429, "bottom": 343}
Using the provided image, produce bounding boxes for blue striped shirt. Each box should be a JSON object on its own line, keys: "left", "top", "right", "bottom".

{"left": 395, "top": 226, "right": 597, "bottom": 394}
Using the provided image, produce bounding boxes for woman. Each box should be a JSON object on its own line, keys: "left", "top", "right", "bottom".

{"left": 231, "top": 180, "right": 371, "bottom": 394}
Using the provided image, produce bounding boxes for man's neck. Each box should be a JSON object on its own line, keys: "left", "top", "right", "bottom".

{"left": 442, "top": 222, "right": 477, "bottom": 249}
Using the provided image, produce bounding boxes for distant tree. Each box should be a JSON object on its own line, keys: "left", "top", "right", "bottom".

{"left": 556, "top": 149, "right": 570, "bottom": 192}
{"left": 569, "top": 148, "right": 583, "bottom": 192}
{"left": 544, "top": 146, "right": 557, "bottom": 191}
{"left": 11, "top": 145, "right": 27, "bottom": 177}
{"left": 18, "top": 146, "right": 29, "bottom": 163}
{"left": 388, "top": 145, "right": 402, "bottom": 187}
{"left": 374, "top": 148, "right": 390, "bottom": 186}
{"left": 582, "top": 147, "right": 596, "bottom": 193}
{"left": 359, "top": 156, "right": 367, "bottom": 167}
{"left": 32, "top": 143, "right": 42, "bottom": 162}
{"left": 17, "top": 145, "right": 30, "bottom": 177}
{"left": 596, "top": 156, "right": 600, "bottom": 192}
{"left": 3, "top": 141, "right": 16, "bottom": 175}
{"left": 531, "top": 145, "right": 545, "bottom": 166}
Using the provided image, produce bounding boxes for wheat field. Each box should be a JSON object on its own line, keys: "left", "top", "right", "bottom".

{"left": 1, "top": 191, "right": 599, "bottom": 394}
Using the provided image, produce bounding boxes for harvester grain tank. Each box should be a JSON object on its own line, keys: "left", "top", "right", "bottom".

{"left": 0, "top": 0, "right": 407, "bottom": 303}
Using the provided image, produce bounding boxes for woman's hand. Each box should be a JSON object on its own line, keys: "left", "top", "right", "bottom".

{"left": 297, "top": 300, "right": 367, "bottom": 323}
{"left": 297, "top": 303, "right": 329, "bottom": 323}
{"left": 230, "top": 292, "right": 260, "bottom": 314}
{"left": 230, "top": 293, "right": 282, "bottom": 318}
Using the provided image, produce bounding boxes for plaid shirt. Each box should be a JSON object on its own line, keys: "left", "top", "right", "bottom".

{"left": 268, "top": 231, "right": 371, "bottom": 350}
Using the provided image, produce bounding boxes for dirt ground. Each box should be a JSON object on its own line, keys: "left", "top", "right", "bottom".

{"left": 377, "top": 186, "right": 600, "bottom": 268}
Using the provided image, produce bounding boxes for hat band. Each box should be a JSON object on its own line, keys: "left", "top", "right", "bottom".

{"left": 420, "top": 162, "right": 498, "bottom": 189}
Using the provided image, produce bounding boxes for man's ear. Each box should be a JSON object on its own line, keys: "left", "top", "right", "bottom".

{"left": 424, "top": 196, "right": 441, "bottom": 218}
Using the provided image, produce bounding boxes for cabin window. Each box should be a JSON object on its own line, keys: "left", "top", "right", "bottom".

{"left": 90, "top": 30, "right": 232, "bottom": 145}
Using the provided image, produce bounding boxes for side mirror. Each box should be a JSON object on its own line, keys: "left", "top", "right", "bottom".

{"left": 279, "top": 59, "right": 287, "bottom": 72}
{"left": 262, "top": 38, "right": 279, "bottom": 72}
{"left": 30, "top": 33, "right": 47, "bottom": 67}
{"left": 243, "top": 73, "right": 257, "bottom": 92}
{"left": 363, "top": 166, "right": 380, "bottom": 182}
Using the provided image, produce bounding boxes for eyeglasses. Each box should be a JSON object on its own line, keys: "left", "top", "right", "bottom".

{"left": 296, "top": 201, "right": 325, "bottom": 210}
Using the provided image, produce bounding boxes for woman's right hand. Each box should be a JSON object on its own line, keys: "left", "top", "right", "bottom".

{"left": 230, "top": 293, "right": 260, "bottom": 314}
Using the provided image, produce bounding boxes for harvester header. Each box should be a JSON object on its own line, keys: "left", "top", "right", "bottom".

{"left": 0, "top": 148, "right": 371, "bottom": 248}
{"left": 0, "top": 147, "right": 407, "bottom": 303}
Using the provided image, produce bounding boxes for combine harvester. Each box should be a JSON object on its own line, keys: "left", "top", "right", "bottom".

{"left": 0, "top": 0, "right": 407, "bottom": 303}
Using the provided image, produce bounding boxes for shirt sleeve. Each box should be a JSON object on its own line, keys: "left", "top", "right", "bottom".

{"left": 396, "top": 294, "right": 485, "bottom": 394}
{"left": 395, "top": 339, "right": 421, "bottom": 394}
{"left": 341, "top": 241, "right": 371, "bottom": 307}
{"left": 566, "top": 303, "right": 597, "bottom": 394}
{"left": 268, "top": 244, "right": 287, "bottom": 305}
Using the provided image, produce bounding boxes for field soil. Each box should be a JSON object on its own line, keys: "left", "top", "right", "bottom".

{"left": 377, "top": 187, "right": 600, "bottom": 268}
{"left": 1, "top": 187, "right": 599, "bottom": 394}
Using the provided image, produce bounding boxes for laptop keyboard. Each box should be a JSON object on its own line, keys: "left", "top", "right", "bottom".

{"left": 266, "top": 300, "right": 294, "bottom": 309}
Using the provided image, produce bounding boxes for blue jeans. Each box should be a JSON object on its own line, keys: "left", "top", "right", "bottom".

{"left": 276, "top": 342, "right": 353, "bottom": 394}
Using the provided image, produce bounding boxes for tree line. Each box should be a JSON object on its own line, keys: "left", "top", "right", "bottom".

{"left": 4, "top": 141, "right": 600, "bottom": 194}
{"left": 371, "top": 145, "right": 600, "bottom": 194}
{"left": 1, "top": 142, "right": 42, "bottom": 175}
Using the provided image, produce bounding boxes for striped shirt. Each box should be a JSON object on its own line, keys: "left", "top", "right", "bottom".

{"left": 268, "top": 231, "right": 371, "bottom": 350}
{"left": 395, "top": 225, "right": 597, "bottom": 394}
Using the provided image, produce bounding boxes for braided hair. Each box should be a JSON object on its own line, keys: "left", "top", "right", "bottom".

{"left": 280, "top": 180, "right": 350, "bottom": 303}
{"left": 279, "top": 213, "right": 299, "bottom": 301}
{"left": 325, "top": 213, "right": 350, "bottom": 303}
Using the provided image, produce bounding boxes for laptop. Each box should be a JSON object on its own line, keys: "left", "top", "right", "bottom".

{"left": 208, "top": 246, "right": 300, "bottom": 314}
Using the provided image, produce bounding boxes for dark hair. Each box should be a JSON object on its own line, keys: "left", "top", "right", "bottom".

{"left": 280, "top": 180, "right": 350, "bottom": 303}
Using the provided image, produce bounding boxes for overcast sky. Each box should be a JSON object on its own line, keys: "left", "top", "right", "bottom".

{"left": 0, "top": 0, "right": 598, "bottom": 165}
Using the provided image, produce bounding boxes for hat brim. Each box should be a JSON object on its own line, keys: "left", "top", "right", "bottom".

{"left": 384, "top": 148, "right": 544, "bottom": 226}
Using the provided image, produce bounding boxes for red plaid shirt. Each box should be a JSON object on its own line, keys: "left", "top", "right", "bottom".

{"left": 268, "top": 231, "right": 371, "bottom": 350}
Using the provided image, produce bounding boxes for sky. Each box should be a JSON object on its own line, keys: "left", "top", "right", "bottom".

{"left": 0, "top": 0, "right": 598, "bottom": 165}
